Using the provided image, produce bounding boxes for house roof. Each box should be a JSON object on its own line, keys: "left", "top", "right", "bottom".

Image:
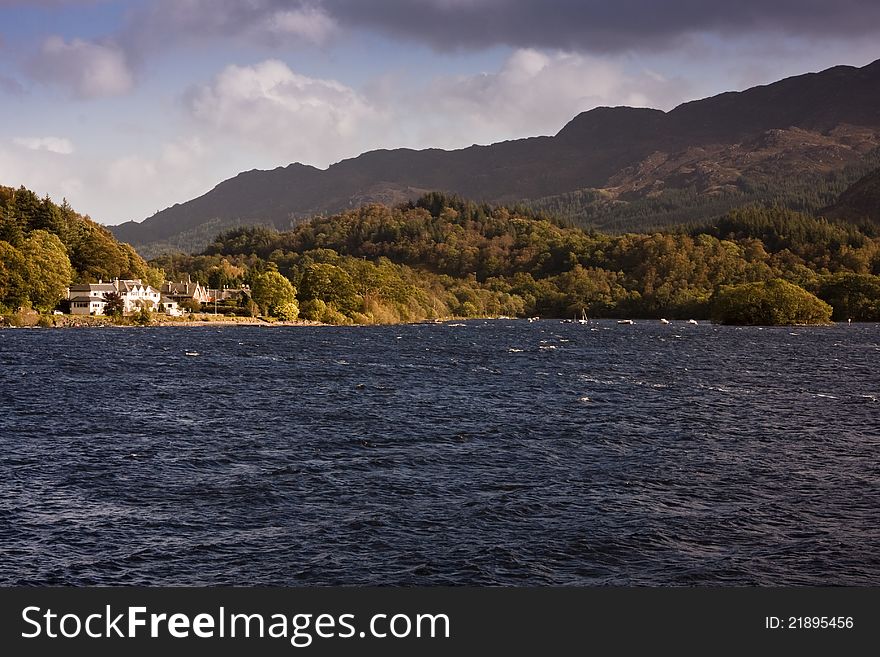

{"left": 70, "top": 296, "right": 106, "bottom": 303}
{"left": 69, "top": 283, "right": 115, "bottom": 292}
{"left": 163, "top": 281, "right": 202, "bottom": 295}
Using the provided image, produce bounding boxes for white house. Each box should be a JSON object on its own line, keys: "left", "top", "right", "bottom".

{"left": 159, "top": 296, "right": 182, "bottom": 317}
{"left": 67, "top": 279, "right": 164, "bottom": 316}
{"left": 68, "top": 295, "right": 107, "bottom": 315}
{"left": 114, "top": 279, "right": 161, "bottom": 313}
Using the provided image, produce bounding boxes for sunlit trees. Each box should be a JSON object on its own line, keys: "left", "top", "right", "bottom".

{"left": 19, "top": 230, "right": 74, "bottom": 312}
{"left": 0, "top": 184, "right": 155, "bottom": 291}
{"left": 0, "top": 240, "right": 28, "bottom": 311}
{"left": 250, "top": 270, "right": 297, "bottom": 317}
{"left": 711, "top": 279, "right": 832, "bottom": 325}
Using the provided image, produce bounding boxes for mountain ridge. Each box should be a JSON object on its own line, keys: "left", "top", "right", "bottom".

{"left": 111, "top": 58, "right": 880, "bottom": 256}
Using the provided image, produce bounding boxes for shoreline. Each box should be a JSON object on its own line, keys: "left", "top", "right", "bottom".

{"left": 0, "top": 314, "right": 865, "bottom": 330}
{"left": 0, "top": 314, "right": 327, "bottom": 329}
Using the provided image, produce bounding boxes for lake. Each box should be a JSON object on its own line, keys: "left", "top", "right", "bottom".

{"left": 0, "top": 320, "right": 878, "bottom": 585}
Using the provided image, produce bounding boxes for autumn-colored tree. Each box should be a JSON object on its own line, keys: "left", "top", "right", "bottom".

{"left": 0, "top": 240, "right": 28, "bottom": 311}
{"left": 19, "top": 230, "right": 74, "bottom": 312}
{"left": 250, "top": 270, "right": 297, "bottom": 317}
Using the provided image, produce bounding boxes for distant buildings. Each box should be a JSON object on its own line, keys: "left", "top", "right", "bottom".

{"left": 161, "top": 280, "right": 210, "bottom": 306}
{"left": 67, "top": 279, "right": 177, "bottom": 316}
{"left": 65, "top": 277, "right": 250, "bottom": 316}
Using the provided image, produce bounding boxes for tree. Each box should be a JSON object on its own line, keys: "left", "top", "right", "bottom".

{"left": 250, "top": 270, "right": 297, "bottom": 317}
{"left": 103, "top": 291, "right": 125, "bottom": 317}
{"left": 19, "top": 230, "right": 74, "bottom": 312}
{"left": 133, "top": 307, "right": 152, "bottom": 325}
{"left": 298, "top": 263, "right": 359, "bottom": 314}
{"left": 711, "top": 279, "right": 832, "bottom": 325}
{"left": 142, "top": 266, "right": 166, "bottom": 289}
{"left": 0, "top": 240, "right": 28, "bottom": 311}
{"left": 817, "top": 273, "right": 880, "bottom": 321}
{"left": 275, "top": 300, "right": 299, "bottom": 321}
{"left": 180, "top": 298, "right": 202, "bottom": 313}
{"left": 207, "top": 259, "right": 246, "bottom": 289}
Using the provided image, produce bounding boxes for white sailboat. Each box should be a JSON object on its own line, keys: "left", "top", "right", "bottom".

{"left": 578, "top": 308, "right": 589, "bottom": 324}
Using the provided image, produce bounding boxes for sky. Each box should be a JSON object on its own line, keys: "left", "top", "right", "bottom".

{"left": 0, "top": 1, "right": 879, "bottom": 226}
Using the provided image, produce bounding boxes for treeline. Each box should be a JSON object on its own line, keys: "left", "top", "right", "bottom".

{"left": 0, "top": 186, "right": 163, "bottom": 313}
{"left": 151, "top": 193, "right": 880, "bottom": 323}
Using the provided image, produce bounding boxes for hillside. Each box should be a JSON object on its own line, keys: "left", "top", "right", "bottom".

{"left": 149, "top": 193, "right": 880, "bottom": 323}
{"left": 112, "top": 59, "right": 880, "bottom": 256}
{"left": 1, "top": 185, "right": 161, "bottom": 313}
{"left": 824, "top": 167, "right": 880, "bottom": 223}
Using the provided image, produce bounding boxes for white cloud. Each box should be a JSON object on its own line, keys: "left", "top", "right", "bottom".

{"left": 12, "top": 136, "right": 75, "bottom": 155}
{"left": 182, "top": 52, "right": 693, "bottom": 169}
{"left": 1, "top": 49, "right": 697, "bottom": 226}
{"left": 0, "top": 143, "right": 85, "bottom": 208}
{"left": 408, "top": 49, "right": 691, "bottom": 147}
{"left": 105, "top": 138, "right": 206, "bottom": 192}
{"left": 186, "top": 59, "right": 389, "bottom": 166}
{"left": 0, "top": 135, "right": 222, "bottom": 224}
{"left": 26, "top": 36, "right": 134, "bottom": 99}
{"left": 104, "top": 138, "right": 210, "bottom": 211}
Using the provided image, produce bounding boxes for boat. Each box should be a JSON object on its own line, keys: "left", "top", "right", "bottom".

{"left": 687, "top": 319, "right": 699, "bottom": 325}
{"left": 578, "top": 308, "right": 589, "bottom": 324}
{"left": 617, "top": 319, "right": 634, "bottom": 325}
{"left": 660, "top": 318, "right": 671, "bottom": 325}
{"left": 527, "top": 316, "right": 540, "bottom": 322}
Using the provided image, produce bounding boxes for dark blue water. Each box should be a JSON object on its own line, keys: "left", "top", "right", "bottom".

{"left": 1, "top": 321, "right": 878, "bottom": 585}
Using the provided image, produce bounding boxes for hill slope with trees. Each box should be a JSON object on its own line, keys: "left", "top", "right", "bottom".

{"left": 0, "top": 185, "right": 162, "bottom": 314}
{"left": 149, "top": 193, "right": 880, "bottom": 325}
{"left": 824, "top": 167, "right": 880, "bottom": 224}
{"left": 113, "top": 59, "right": 880, "bottom": 256}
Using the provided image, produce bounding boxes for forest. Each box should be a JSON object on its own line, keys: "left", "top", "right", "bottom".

{"left": 0, "top": 186, "right": 164, "bottom": 314}
{"left": 149, "top": 192, "right": 880, "bottom": 324}
{"left": 2, "top": 185, "right": 879, "bottom": 324}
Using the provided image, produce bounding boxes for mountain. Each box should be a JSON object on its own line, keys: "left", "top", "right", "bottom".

{"left": 111, "top": 59, "right": 880, "bottom": 256}
{"left": 824, "top": 167, "right": 880, "bottom": 223}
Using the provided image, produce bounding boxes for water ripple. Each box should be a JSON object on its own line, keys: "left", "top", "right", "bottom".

{"left": 0, "top": 321, "right": 878, "bottom": 585}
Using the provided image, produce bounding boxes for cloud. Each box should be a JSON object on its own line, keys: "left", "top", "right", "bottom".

{"left": 185, "top": 59, "right": 388, "bottom": 166}
{"left": 105, "top": 138, "right": 205, "bottom": 191}
{"left": 396, "top": 49, "right": 691, "bottom": 148}
{"left": 108, "top": 1, "right": 880, "bottom": 55}
{"left": 0, "top": 1, "right": 103, "bottom": 5}
{"left": 12, "top": 136, "right": 75, "bottom": 155}
{"left": 180, "top": 51, "right": 691, "bottom": 168}
{"left": 0, "top": 143, "right": 84, "bottom": 205}
{"left": 321, "top": 0, "right": 880, "bottom": 52}
{"left": 0, "top": 134, "right": 222, "bottom": 224}
{"left": 124, "top": 0, "right": 339, "bottom": 53}
{"left": 25, "top": 36, "right": 134, "bottom": 98}
{"left": 262, "top": 6, "right": 338, "bottom": 43}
